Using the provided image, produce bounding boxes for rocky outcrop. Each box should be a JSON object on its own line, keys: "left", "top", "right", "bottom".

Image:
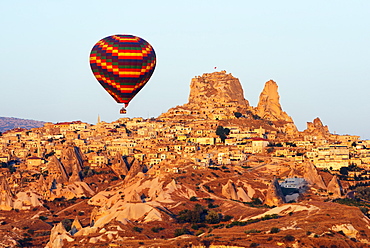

{"left": 60, "top": 146, "right": 84, "bottom": 176}
{"left": 90, "top": 207, "right": 99, "bottom": 227}
{"left": 110, "top": 153, "right": 129, "bottom": 177}
{"left": 127, "top": 190, "right": 143, "bottom": 203}
{"left": 303, "top": 117, "right": 331, "bottom": 139}
{"left": 44, "top": 152, "right": 94, "bottom": 200}
{"left": 255, "top": 80, "right": 294, "bottom": 123}
{"left": 303, "top": 162, "right": 326, "bottom": 189}
{"left": 188, "top": 71, "right": 250, "bottom": 108}
{"left": 159, "top": 71, "right": 252, "bottom": 120}
{"left": 330, "top": 223, "right": 358, "bottom": 240}
{"left": 45, "top": 222, "right": 74, "bottom": 248}
{"left": 222, "top": 180, "right": 238, "bottom": 200}
{"left": 68, "top": 169, "right": 82, "bottom": 183}
{"left": 159, "top": 71, "right": 298, "bottom": 134}
{"left": 49, "top": 181, "right": 94, "bottom": 200}
{"left": 222, "top": 180, "right": 251, "bottom": 202}
{"left": 327, "top": 175, "right": 342, "bottom": 198}
{"left": 86, "top": 177, "right": 196, "bottom": 228}
{"left": 0, "top": 177, "right": 13, "bottom": 210}
{"left": 46, "top": 155, "right": 69, "bottom": 184}
{"left": 70, "top": 216, "right": 83, "bottom": 236}
{"left": 0, "top": 177, "right": 43, "bottom": 210}
{"left": 125, "top": 158, "right": 147, "bottom": 181}
{"left": 13, "top": 191, "right": 43, "bottom": 210}
{"left": 37, "top": 174, "right": 49, "bottom": 193}
{"left": 264, "top": 177, "right": 285, "bottom": 206}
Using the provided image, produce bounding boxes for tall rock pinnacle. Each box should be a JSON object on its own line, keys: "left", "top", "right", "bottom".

{"left": 255, "top": 80, "right": 294, "bottom": 122}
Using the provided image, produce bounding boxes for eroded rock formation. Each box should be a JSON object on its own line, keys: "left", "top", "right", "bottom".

{"left": 303, "top": 117, "right": 331, "bottom": 139}
{"left": 222, "top": 180, "right": 252, "bottom": 202}
{"left": 110, "top": 153, "right": 129, "bottom": 177}
{"left": 222, "top": 180, "right": 238, "bottom": 200}
{"left": 327, "top": 175, "right": 342, "bottom": 198}
{"left": 188, "top": 71, "right": 250, "bottom": 108}
{"left": 303, "top": 162, "right": 326, "bottom": 189}
{"left": 255, "top": 80, "right": 293, "bottom": 122}
{"left": 0, "top": 177, "right": 13, "bottom": 210}
{"left": 60, "top": 146, "right": 84, "bottom": 176}
{"left": 45, "top": 222, "right": 74, "bottom": 248}
{"left": 264, "top": 177, "right": 285, "bottom": 206}
{"left": 160, "top": 71, "right": 252, "bottom": 120}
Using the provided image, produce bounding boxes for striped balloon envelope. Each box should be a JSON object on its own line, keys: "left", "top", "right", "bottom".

{"left": 90, "top": 34, "right": 156, "bottom": 113}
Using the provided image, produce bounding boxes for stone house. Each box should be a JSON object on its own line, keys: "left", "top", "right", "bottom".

{"left": 89, "top": 155, "right": 108, "bottom": 167}
{"left": 251, "top": 138, "right": 269, "bottom": 153}
{"left": 26, "top": 156, "right": 43, "bottom": 170}
{"left": 0, "top": 155, "right": 9, "bottom": 163}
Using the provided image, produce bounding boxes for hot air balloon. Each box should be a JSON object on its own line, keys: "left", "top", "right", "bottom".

{"left": 89, "top": 34, "right": 156, "bottom": 114}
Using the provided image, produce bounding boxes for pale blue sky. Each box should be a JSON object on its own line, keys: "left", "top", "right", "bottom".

{"left": 1, "top": 1, "right": 369, "bottom": 139}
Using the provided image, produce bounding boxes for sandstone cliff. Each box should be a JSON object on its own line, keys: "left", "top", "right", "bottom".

{"left": 45, "top": 154, "right": 94, "bottom": 200}
{"left": 46, "top": 155, "right": 69, "bottom": 184}
{"left": 0, "top": 177, "right": 43, "bottom": 211}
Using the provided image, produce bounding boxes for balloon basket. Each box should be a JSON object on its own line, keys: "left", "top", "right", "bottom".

{"left": 120, "top": 107, "right": 127, "bottom": 114}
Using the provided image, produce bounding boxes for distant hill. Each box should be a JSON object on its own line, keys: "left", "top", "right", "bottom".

{"left": 0, "top": 117, "right": 46, "bottom": 133}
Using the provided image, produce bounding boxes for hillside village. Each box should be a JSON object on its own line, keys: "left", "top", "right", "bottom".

{"left": 1, "top": 71, "right": 370, "bottom": 247}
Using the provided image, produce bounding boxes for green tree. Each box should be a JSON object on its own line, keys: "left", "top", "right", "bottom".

{"left": 205, "top": 210, "right": 220, "bottom": 224}
{"left": 283, "top": 235, "right": 295, "bottom": 241}
{"left": 177, "top": 204, "right": 207, "bottom": 223}
{"left": 133, "top": 226, "right": 143, "bottom": 233}
{"left": 270, "top": 227, "right": 280, "bottom": 233}
{"left": 252, "top": 114, "right": 261, "bottom": 120}
{"left": 224, "top": 128, "right": 230, "bottom": 135}
{"left": 61, "top": 219, "right": 72, "bottom": 232}
{"left": 267, "top": 147, "right": 275, "bottom": 154}
{"left": 340, "top": 167, "right": 349, "bottom": 176}
{"left": 215, "top": 126, "right": 229, "bottom": 143}
{"left": 174, "top": 227, "right": 191, "bottom": 237}
{"left": 356, "top": 187, "right": 370, "bottom": 201}
{"left": 190, "top": 196, "right": 198, "bottom": 201}
{"left": 234, "top": 112, "right": 242, "bottom": 118}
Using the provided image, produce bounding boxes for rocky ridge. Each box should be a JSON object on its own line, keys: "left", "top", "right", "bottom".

{"left": 0, "top": 117, "right": 45, "bottom": 133}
